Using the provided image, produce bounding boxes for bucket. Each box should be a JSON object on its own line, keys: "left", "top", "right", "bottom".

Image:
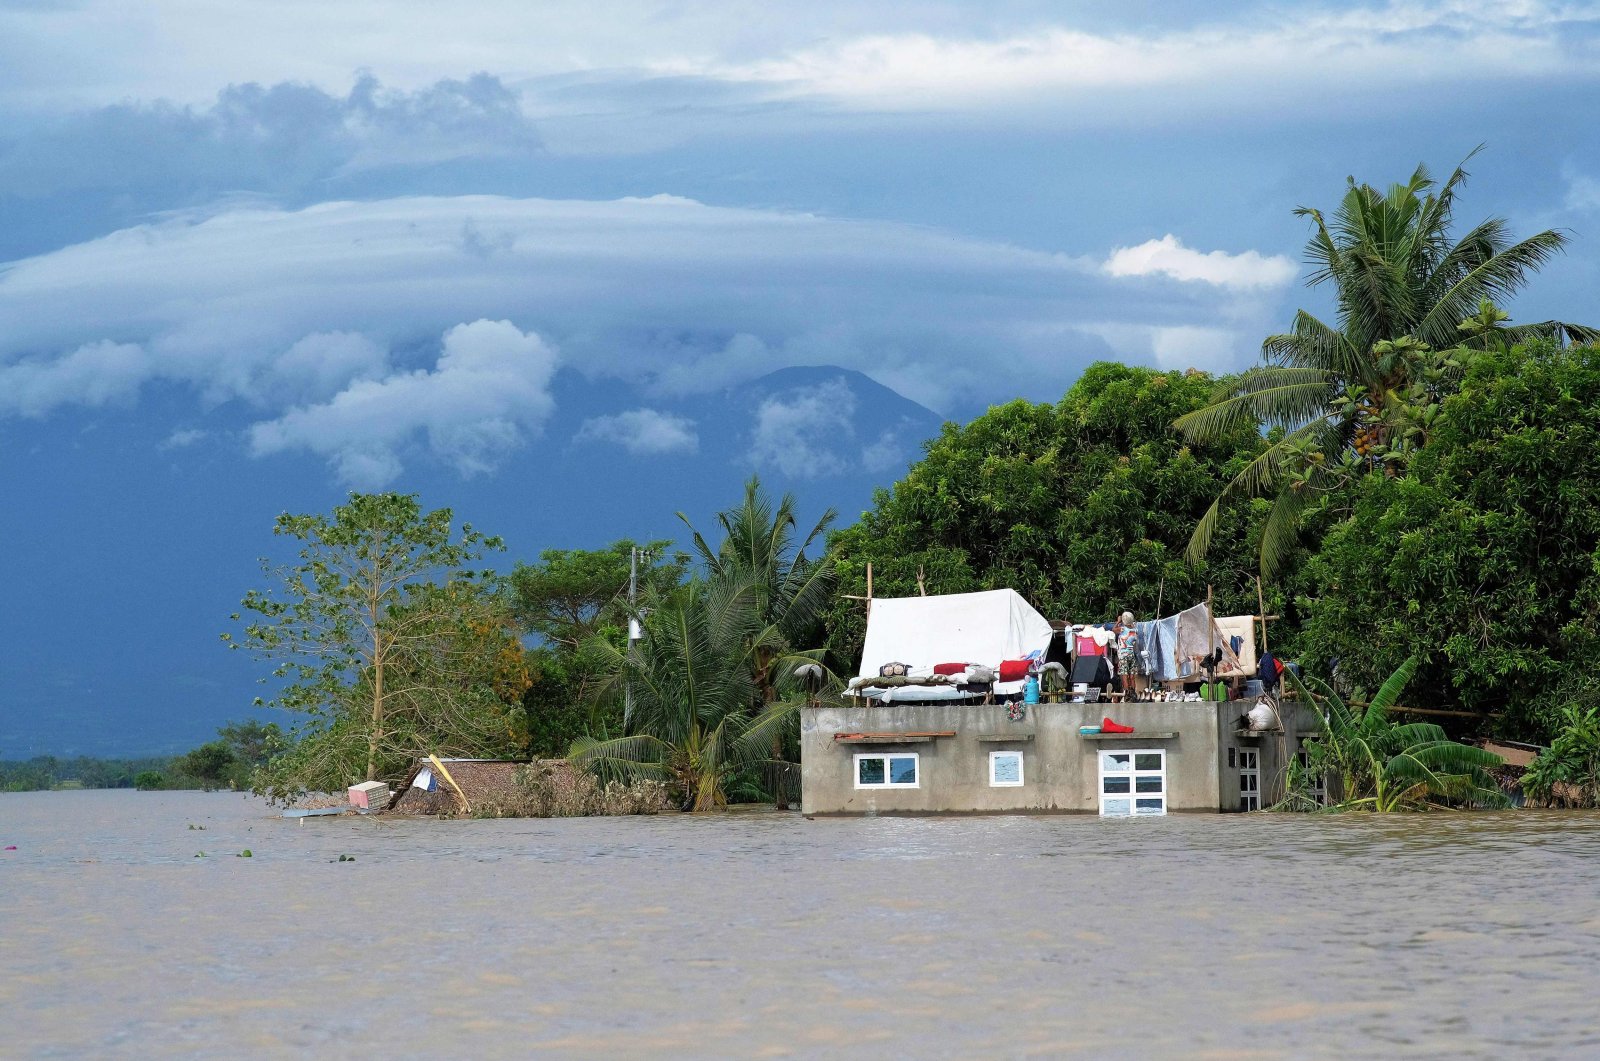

{"left": 1243, "top": 679, "right": 1265, "bottom": 698}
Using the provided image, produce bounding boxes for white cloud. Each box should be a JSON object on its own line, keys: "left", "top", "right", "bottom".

{"left": 1566, "top": 171, "right": 1600, "bottom": 213}
{"left": 748, "top": 379, "right": 857, "bottom": 478}
{"left": 2, "top": 2, "right": 1588, "bottom": 117}
{"left": 1150, "top": 325, "right": 1243, "bottom": 373}
{"left": 160, "top": 427, "right": 208, "bottom": 450}
{"left": 0, "top": 193, "right": 1276, "bottom": 469}
{"left": 0, "top": 340, "right": 150, "bottom": 417}
{"left": 1104, "top": 235, "right": 1297, "bottom": 291}
{"left": 691, "top": 3, "right": 1593, "bottom": 110}
{"left": 248, "top": 319, "right": 558, "bottom": 487}
{"left": 575, "top": 408, "right": 699, "bottom": 456}
{"left": 860, "top": 428, "right": 910, "bottom": 475}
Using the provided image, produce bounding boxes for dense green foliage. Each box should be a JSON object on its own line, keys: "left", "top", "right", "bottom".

{"left": 1284, "top": 658, "right": 1507, "bottom": 811}
{"left": 507, "top": 539, "right": 690, "bottom": 758}
{"left": 1, "top": 755, "right": 176, "bottom": 792}
{"left": 1293, "top": 342, "right": 1600, "bottom": 738}
{"left": 823, "top": 363, "right": 1273, "bottom": 668}
{"left": 228, "top": 494, "right": 526, "bottom": 800}
{"left": 507, "top": 539, "right": 688, "bottom": 650}
{"left": 1, "top": 721, "right": 283, "bottom": 792}
{"left": 1521, "top": 706, "right": 1600, "bottom": 807}
{"left": 1177, "top": 154, "right": 1595, "bottom": 574}
{"left": 572, "top": 480, "right": 834, "bottom": 810}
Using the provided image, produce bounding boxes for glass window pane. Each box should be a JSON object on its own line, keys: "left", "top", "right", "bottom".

{"left": 889, "top": 757, "right": 917, "bottom": 785}
{"left": 991, "top": 753, "right": 1021, "bottom": 785}
{"left": 1102, "top": 798, "right": 1131, "bottom": 816}
{"left": 1102, "top": 753, "right": 1131, "bottom": 772}
{"left": 858, "top": 758, "right": 885, "bottom": 785}
{"left": 1134, "top": 798, "right": 1164, "bottom": 814}
{"left": 1135, "top": 775, "right": 1163, "bottom": 793}
{"left": 1102, "top": 776, "right": 1131, "bottom": 794}
{"left": 1134, "top": 753, "right": 1163, "bottom": 771}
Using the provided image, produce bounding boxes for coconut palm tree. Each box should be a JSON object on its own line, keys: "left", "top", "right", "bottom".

{"left": 678, "top": 477, "right": 837, "bottom": 806}
{"left": 1176, "top": 151, "right": 1598, "bottom": 574}
{"left": 1286, "top": 656, "right": 1507, "bottom": 812}
{"left": 569, "top": 570, "right": 813, "bottom": 811}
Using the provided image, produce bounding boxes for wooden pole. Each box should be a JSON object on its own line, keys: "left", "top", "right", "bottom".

{"left": 916, "top": 565, "right": 927, "bottom": 596}
{"left": 1206, "top": 583, "right": 1215, "bottom": 693}
{"left": 1255, "top": 576, "right": 1270, "bottom": 657}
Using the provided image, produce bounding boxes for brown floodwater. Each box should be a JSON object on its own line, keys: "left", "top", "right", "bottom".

{"left": 3, "top": 791, "right": 1599, "bottom": 1059}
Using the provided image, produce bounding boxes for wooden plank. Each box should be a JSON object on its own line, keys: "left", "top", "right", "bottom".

{"left": 832, "top": 730, "right": 956, "bottom": 744}
{"left": 976, "top": 733, "right": 1035, "bottom": 743}
{"left": 1081, "top": 731, "right": 1178, "bottom": 741}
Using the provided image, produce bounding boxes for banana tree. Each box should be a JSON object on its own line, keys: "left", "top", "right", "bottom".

{"left": 1286, "top": 656, "right": 1507, "bottom": 811}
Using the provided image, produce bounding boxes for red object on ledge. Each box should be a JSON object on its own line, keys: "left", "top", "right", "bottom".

{"left": 998, "top": 659, "right": 1032, "bottom": 682}
{"left": 1100, "top": 717, "right": 1135, "bottom": 734}
{"left": 932, "top": 662, "right": 968, "bottom": 676}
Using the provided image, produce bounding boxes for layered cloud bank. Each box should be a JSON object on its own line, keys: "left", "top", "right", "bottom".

{"left": 0, "top": 193, "right": 1293, "bottom": 481}
{"left": 4, "top": 1, "right": 1592, "bottom": 113}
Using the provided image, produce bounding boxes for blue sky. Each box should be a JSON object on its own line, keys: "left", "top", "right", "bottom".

{"left": 3, "top": 0, "right": 1599, "bottom": 755}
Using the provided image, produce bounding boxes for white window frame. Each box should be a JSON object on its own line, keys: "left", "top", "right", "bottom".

{"left": 853, "top": 752, "right": 920, "bottom": 789}
{"left": 1239, "top": 748, "right": 1260, "bottom": 811}
{"left": 988, "top": 750, "right": 1025, "bottom": 787}
{"left": 1295, "top": 748, "right": 1327, "bottom": 807}
{"left": 1098, "top": 748, "right": 1166, "bottom": 816}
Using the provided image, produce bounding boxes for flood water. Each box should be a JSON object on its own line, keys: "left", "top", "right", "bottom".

{"left": 3, "top": 792, "right": 1599, "bottom": 1059}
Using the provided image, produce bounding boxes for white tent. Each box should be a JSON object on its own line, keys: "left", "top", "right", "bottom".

{"left": 857, "top": 588, "right": 1055, "bottom": 680}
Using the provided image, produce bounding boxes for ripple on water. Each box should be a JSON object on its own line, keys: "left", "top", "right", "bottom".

{"left": 3, "top": 790, "right": 1600, "bottom": 1059}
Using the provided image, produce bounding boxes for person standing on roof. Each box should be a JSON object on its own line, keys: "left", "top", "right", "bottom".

{"left": 1115, "top": 611, "right": 1145, "bottom": 701}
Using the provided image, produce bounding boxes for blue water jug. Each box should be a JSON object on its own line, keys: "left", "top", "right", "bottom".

{"left": 1023, "top": 674, "right": 1041, "bottom": 704}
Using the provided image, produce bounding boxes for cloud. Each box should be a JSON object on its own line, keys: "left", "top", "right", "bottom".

{"left": 248, "top": 319, "right": 558, "bottom": 487}
{"left": 160, "top": 427, "right": 208, "bottom": 450}
{"left": 691, "top": 3, "right": 1597, "bottom": 111}
{"left": 744, "top": 377, "right": 919, "bottom": 478}
{"left": 4, "top": 2, "right": 1591, "bottom": 120}
{"left": 1566, "top": 170, "right": 1600, "bottom": 213}
{"left": 749, "top": 380, "right": 856, "bottom": 477}
{"left": 0, "top": 340, "right": 150, "bottom": 417}
{"left": 0, "top": 193, "right": 1278, "bottom": 469}
{"left": 0, "top": 75, "right": 542, "bottom": 255}
{"left": 575, "top": 408, "right": 699, "bottom": 455}
{"left": 1104, "top": 235, "right": 1297, "bottom": 290}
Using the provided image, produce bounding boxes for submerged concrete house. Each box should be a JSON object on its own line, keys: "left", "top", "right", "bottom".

{"left": 801, "top": 590, "right": 1319, "bottom": 816}
{"left": 801, "top": 698, "right": 1320, "bottom": 815}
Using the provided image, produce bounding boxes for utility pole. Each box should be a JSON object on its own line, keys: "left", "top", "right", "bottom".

{"left": 625, "top": 545, "right": 650, "bottom": 722}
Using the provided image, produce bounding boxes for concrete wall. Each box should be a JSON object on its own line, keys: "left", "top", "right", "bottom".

{"left": 1217, "top": 700, "right": 1323, "bottom": 809}
{"left": 800, "top": 700, "right": 1289, "bottom": 815}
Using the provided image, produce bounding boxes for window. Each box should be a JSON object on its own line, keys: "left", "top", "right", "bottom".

{"left": 1239, "top": 748, "right": 1260, "bottom": 811}
{"left": 1099, "top": 749, "right": 1166, "bottom": 816}
{"left": 1295, "top": 748, "right": 1327, "bottom": 807}
{"left": 855, "top": 753, "right": 919, "bottom": 789}
{"left": 989, "top": 750, "right": 1024, "bottom": 787}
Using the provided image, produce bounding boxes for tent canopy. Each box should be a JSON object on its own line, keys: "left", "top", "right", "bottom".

{"left": 857, "top": 589, "right": 1055, "bottom": 679}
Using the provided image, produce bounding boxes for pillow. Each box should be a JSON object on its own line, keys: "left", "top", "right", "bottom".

{"left": 878, "top": 662, "right": 909, "bottom": 677}
{"left": 965, "top": 665, "right": 996, "bottom": 684}
{"left": 932, "top": 662, "right": 968, "bottom": 676}
{"left": 998, "top": 659, "right": 1032, "bottom": 682}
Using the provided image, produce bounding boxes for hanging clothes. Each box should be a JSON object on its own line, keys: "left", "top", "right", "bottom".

{"left": 1212, "top": 615, "right": 1258, "bottom": 678}
{"left": 1135, "top": 620, "right": 1161, "bottom": 677}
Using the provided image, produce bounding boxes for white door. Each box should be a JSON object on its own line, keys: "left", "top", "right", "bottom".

{"left": 1238, "top": 748, "right": 1260, "bottom": 811}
